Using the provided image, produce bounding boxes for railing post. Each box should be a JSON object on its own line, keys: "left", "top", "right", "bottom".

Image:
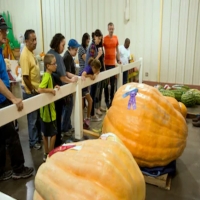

{"left": 117, "top": 64, "right": 123, "bottom": 89}
{"left": 74, "top": 78, "right": 83, "bottom": 140}
{"left": 139, "top": 57, "right": 143, "bottom": 83}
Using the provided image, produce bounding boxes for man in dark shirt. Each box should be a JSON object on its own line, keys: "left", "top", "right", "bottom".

{"left": 62, "top": 39, "right": 80, "bottom": 135}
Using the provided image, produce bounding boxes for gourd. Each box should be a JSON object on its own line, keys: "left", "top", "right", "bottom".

{"left": 178, "top": 102, "right": 187, "bottom": 118}
{"left": 34, "top": 133, "right": 146, "bottom": 200}
{"left": 164, "top": 96, "right": 181, "bottom": 113}
{"left": 102, "top": 83, "right": 188, "bottom": 168}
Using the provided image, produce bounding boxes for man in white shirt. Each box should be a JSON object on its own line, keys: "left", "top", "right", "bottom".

{"left": 119, "top": 38, "right": 130, "bottom": 84}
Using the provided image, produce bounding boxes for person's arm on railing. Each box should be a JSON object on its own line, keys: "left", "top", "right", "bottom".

{"left": 66, "top": 71, "right": 78, "bottom": 79}
{"left": 38, "top": 85, "right": 60, "bottom": 96}
{"left": 0, "top": 79, "right": 23, "bottom": 111}
{"left": 81, "top": 71, "right": 95, "bottom": 80}
{"left": 60, "top": 76, "right": 78, "bottom": 84}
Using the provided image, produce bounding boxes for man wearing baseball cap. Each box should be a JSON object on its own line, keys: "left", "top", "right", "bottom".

{"left": 0, "top": 15, "right": 34, "bottom": 181}
{"left": 61, "top": 39, "right": 80, "bottom": 136}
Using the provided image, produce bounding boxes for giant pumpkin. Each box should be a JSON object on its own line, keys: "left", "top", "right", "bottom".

{"left": 102, "top": 83, "right": 188, "bottom": 168}
{"left": 34, "top": 133, "right": 145, "bottom": 200}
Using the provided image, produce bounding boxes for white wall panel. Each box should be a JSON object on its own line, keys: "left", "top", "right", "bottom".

{"left": 193, "top": 2, "right": 200, "bottom": 85}
{"left": 0, "top": 0, "right": 42, "bottom": 54}
{"left": 150, "top": 0, "right": 160, "bottom": 81}
{"left": 160, "top": 0, "right": 171, "bottom": 82}
{"left": 143, "top": 0, "right": 153, "bottom": 81}
{"left": 175, "top": 0, "right": 189, "bottom": 84}
{"left": 1, "top": 0, "right": 200, "bottom": 85}
{"left": 168, "top": 0, "right": 180, "bottom": 83}
{"left": 184, "top": 0, "right": 199, "bottom": 84}
{"left": 80, "top": 0, "right": 87, "bottom": 36}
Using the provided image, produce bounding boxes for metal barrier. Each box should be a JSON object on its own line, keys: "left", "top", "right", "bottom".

{"left": 0, "top": 58, "right": 143, "bottom": 139}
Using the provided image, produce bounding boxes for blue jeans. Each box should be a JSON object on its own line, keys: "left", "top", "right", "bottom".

{"left": 123, "top": 71, "right": 128, "bottom": 85}
{"left": 61, "top": 95, "right": 73, "bottom": 132}
{"left": 23, "top": 93, "right": 41, "bottom": 147}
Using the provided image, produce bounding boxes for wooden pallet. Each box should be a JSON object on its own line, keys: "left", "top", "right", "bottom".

{"left": 83, "top": 129, "right": 100, "bottom": 138}
{"left": 143, "top": 173, "right": 172, "bottom": 190}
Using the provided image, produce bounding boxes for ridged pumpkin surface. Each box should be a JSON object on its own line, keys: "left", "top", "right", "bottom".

{"left": 178, "top": 102, "right": 187, "bottom": 118}
{"left": 102, "top": 83, "right": 188, "bottom": 167}
{"left": 34, "top": 133, "right": 145, "bottom": 200}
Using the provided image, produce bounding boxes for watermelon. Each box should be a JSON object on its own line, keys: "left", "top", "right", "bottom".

{"left": 159, "top": 89, "right": 175, "bottom": 98}
{"left": 171, "top": 89, "right": 184, "bottom": 101}
{"left": 194, "top": 93, "right": 200, "bottom": 105}
{"left": 181, "top": 92, "right": 196, "bottom": 107}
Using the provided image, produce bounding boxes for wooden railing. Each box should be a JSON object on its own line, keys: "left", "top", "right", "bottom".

{"left": 0, "top": 58, "right": 143, "bottom": 139}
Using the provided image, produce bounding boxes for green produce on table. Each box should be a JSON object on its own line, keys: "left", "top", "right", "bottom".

{"left": 181, "top": 91, "right": 196, "bottom": 107}
{"left": 159, "top": 89, "right": 175, "bottom": 98}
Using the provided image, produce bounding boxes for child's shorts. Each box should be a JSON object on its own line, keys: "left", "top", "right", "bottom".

{"left": 82, "top": 87, "right": 90, "bottom": 98}
{"left": 40, "top": 119, "right": 57, "bottom": 137}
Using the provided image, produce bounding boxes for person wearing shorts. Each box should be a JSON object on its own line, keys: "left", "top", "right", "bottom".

{"left": 38, "top": 54, "right": 60, "bottom": 161}
{"left": 79, "top": 58, "right": 101, "bottom": 128}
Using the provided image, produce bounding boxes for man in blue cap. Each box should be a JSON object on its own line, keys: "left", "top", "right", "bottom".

{"left": 62, "top": 39, "right": 80, "bottom": 136}
{"left": 0, "top": 15, "right": 33, "bottom": 181}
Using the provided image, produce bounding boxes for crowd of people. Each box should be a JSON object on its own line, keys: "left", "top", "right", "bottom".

{"left": 0, "top": 14, "right": 131, "bottom": 181}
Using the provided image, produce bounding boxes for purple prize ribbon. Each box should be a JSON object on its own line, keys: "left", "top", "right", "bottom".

{"left": 123, "top": 88, "right": 138, "bottom": 110}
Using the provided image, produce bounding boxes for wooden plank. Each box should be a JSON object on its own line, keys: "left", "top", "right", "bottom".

{"left": 83, "top": 129, "right": 100, "bottom": 138}
{"left": 143, "top": 173, "right": 172, "bottom": 190}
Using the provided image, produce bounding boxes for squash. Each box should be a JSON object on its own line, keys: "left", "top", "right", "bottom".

{"left": 178, "top": 102, "right": 187, "bottom": 118}
{"left": 164, "top": 96, "right": 181, "bottom": 113}
{"left": 164, "top": 96, "right": 187, "bottom": 118}
{"left": 102, "top": 83, "right": 188, "bottom": 168}
{"left": 34, "top": 133, "right": 146, "bottom": 200}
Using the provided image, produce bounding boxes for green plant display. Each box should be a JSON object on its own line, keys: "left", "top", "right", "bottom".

{"left": 0, "top": 11, "right": 20, "bottom": 50}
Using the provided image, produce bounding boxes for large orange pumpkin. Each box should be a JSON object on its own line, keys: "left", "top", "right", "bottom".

{"left": 34, "top": 133, "right": 145, "bottom": 200}
{"left": 102, "top": 83, "right": 188, "bottom": 168}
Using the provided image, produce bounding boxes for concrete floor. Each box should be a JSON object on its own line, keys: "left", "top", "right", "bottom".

{"left": 1, "top": 115, "right": 200, "bottom": 200}
{"left": 0, "top": 84, "right": 200, "bottom": 200}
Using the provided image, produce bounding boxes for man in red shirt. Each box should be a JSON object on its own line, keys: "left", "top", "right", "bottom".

{"left": 103, "top": 22, "right": 121, "bottom": 108}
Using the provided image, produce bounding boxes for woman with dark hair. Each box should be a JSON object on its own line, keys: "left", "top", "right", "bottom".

{"left": 47, "top": 33, "right": 78, "bottom": 147}
{"left": 78, "top": 33, "right": 90, "bottom": 74}
{"left": 85, "top": 29, "right": 103, "bottom": 122}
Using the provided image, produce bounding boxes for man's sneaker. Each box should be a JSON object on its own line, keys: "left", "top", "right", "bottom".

{"left": 62, "top": 131, "right": 73, "bottom": 137}
{"left": 12, "top": 167, "right": 34, "bottom": 180}
{"left": 0, "top": 170, "right": 13, "bottom": 181}
{"left": 43, "top": 153, "right": 48, "bottom": 162}
{"left": 31, "top": 143, "right": 42, "bottom": 150}
{"left": 69, "top": 128, "right": 75, "bottom": 133}
{"left": 96, "top": 109, "right": 103, "bottom": 115}
{"left": 91, "top": 115, "right": 102, "bottom": 122}
{"left": 100, "top": 107, "right": 107, "bottom": 112}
